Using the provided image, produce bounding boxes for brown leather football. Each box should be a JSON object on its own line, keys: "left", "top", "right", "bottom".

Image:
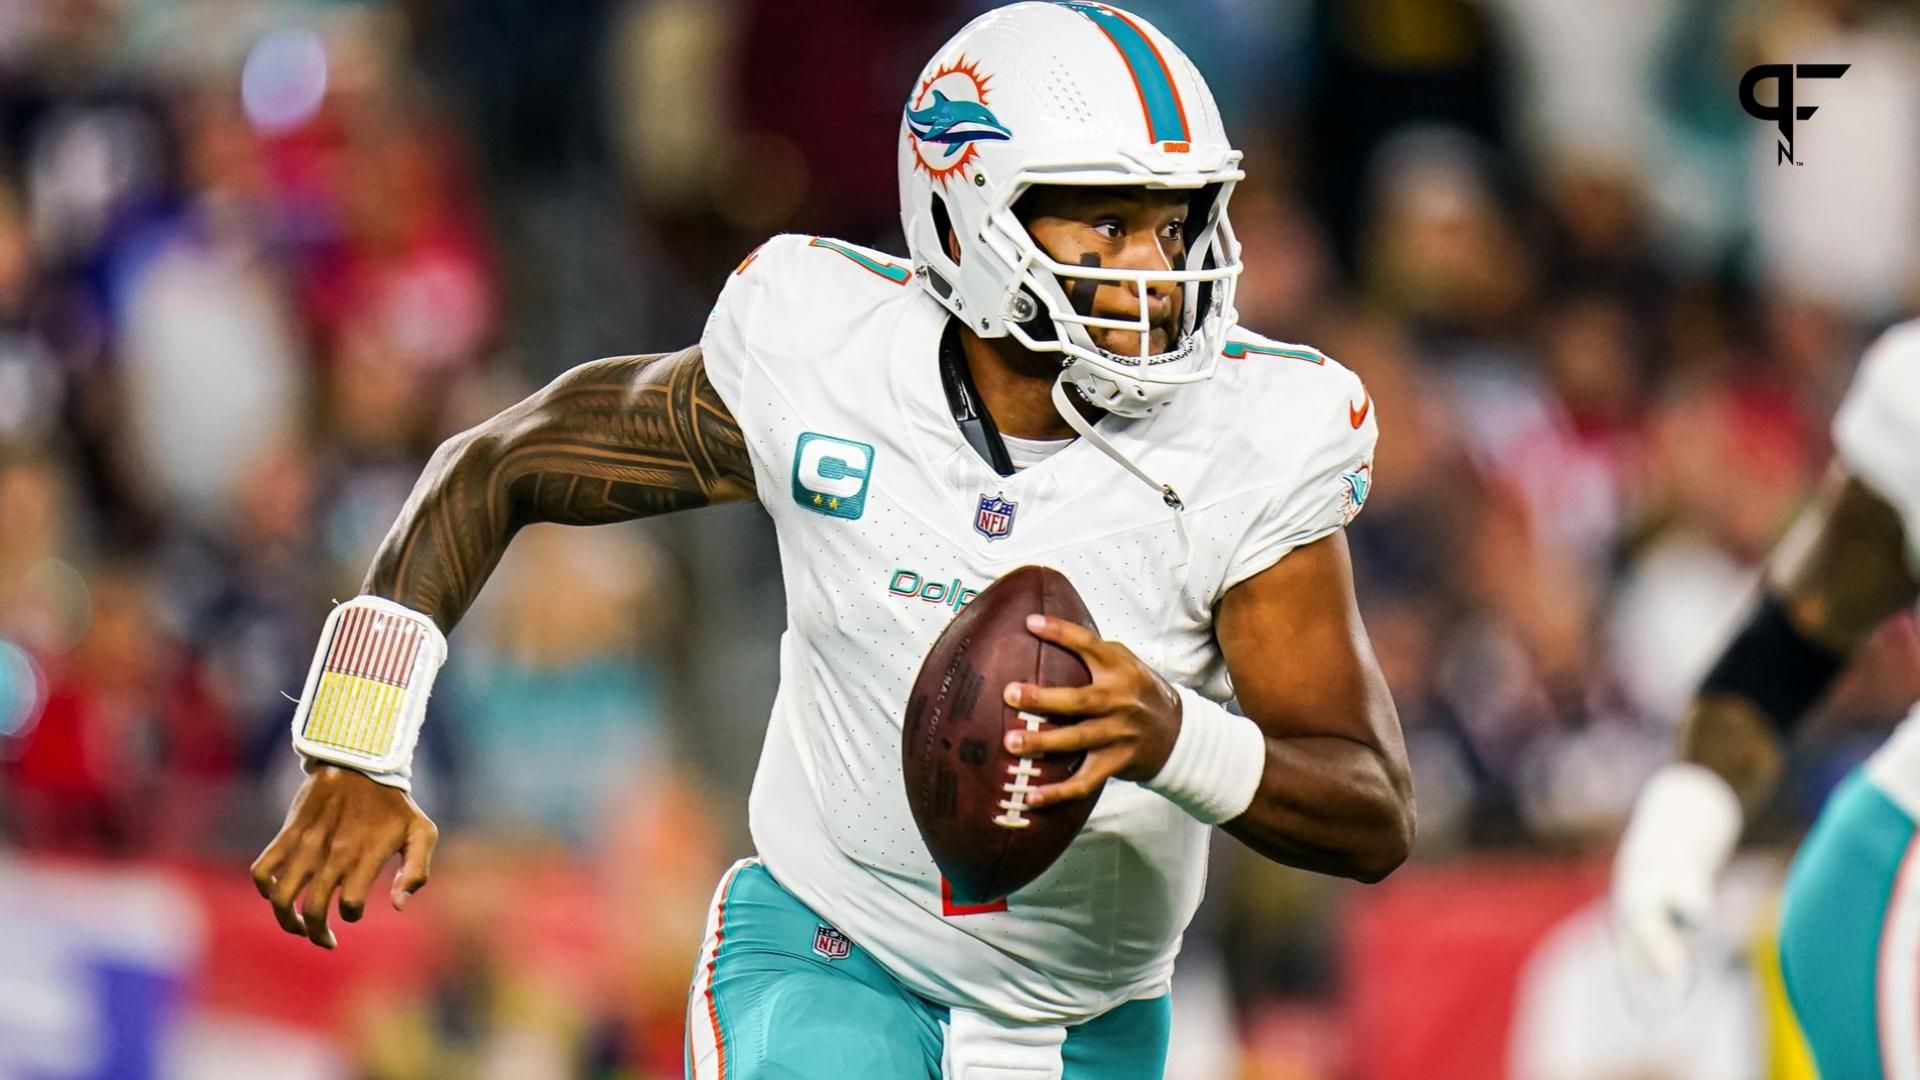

{"left": 901, "top": 564, "right": 1101, "bottom": 906}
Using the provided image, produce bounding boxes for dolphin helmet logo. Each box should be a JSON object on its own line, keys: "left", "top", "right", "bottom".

{"left": 906, "top": 91, "right": 1013, "bottom": 158}
{"left": 906, "top": 57, "right": 1010, "bottom": 185}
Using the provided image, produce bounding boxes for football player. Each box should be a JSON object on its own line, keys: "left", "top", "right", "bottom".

{"left": 250, "top": 5, "right": 1414, "bottom": 1077}
{"left": 1614, "top": 321, "right": 1920, "bottom": 1078}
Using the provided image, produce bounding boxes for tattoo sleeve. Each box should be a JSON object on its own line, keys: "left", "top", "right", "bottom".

{"left": 1770, "top": 470, "right": 1919, "bottom": 654}
{"left": 1680, "top": 469, "right": 1920, "bottom": 812}
{"left": 361, "top": 346, "right": 754, "bottom": 633}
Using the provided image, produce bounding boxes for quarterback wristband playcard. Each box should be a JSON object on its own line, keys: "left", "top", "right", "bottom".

{"left": 290, "top": 595, "right": 447, "bottom": 776}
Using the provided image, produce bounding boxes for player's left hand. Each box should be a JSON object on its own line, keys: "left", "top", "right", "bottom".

{"left": 1001, "top": 614, "right": 1182, "bottom": 806}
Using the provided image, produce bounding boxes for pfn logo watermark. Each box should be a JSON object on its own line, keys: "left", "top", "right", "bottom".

{"left": 1740, "top": 63, "right": 1849, "bottom": 165}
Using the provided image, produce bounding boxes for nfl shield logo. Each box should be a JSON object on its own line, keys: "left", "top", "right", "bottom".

{"left": 813, "top": 924, "right": 852, "bottom": 961}
{"left": 975, "top": 493, "right": 1017, "bottom": 541}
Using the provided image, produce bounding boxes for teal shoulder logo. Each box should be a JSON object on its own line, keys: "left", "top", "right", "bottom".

{"left": 1339, "top": 460, "right": 1373, "bottom": 525}
{"left": 792, "top": 433, "right": 875, "bottom": 520}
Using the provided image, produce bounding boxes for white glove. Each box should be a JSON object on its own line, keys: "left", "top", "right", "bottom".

{"left": 1610, "top": 763, "right": 1744, "bottom": 1002}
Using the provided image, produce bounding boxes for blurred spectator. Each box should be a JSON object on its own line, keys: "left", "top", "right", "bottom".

{"left": 0, "top": 180, "right": 65, "bottom": 449}
{"left": 1486, "top": 0, "right": 1673, "bottom": 171}
{"left": 445, "top": 524, "right": 678, "bottom": 846}
{"left": 1302, "top": 0, "right": 1516, "bottom": 270}
{"left": 113, "top": 175, "right": 308, "bottom": 525}
{"left": 4, "top": 564, "right": 232, "bottom": 853}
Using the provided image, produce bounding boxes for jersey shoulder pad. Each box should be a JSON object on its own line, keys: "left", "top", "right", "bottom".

{"left": 701, "top": 233, "right": 918, "bottom": 405}
{"left": 1206, "top": 327, "right": 1374, "bottom": 481}
{"left": 1835, "top": 319, "right": 1920, "bottom": 556}
{"left": 725, "top": 233, "right": 915, "bottom": 318}
{"left": 1196, "top": 328, "right": 1377, "bottom": 595}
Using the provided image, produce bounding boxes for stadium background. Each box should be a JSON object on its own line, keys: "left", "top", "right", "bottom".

{"left": 1, "top": 0, "right": 1917, "bottom": 1076}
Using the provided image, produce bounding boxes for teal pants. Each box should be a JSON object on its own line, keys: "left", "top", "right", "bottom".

{"left": 1780, "top": 768, "right": 1920, "bottom": 1079}
{"left": 685, "top": 860, "right": 1172, "bottom": 1079}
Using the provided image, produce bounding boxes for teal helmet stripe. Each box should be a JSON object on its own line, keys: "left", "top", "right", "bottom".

{"left": 1058, "top": 2, "right": 1190, "bottom": 144}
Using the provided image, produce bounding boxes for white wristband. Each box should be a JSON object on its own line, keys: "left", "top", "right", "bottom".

{"left": 290, "top": 596, "right": 447, "bottom": 790}
{"left": 1145, "top": 684, "right": 1268, "bottom": 825}
{"left": 302, "top": 753, "right": 414, "bottom": 791}
{"left": 1617, "top": 762, "right": 1744, "bottom": 880}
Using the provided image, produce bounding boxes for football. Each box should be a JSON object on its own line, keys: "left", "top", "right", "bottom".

{"left": 901, "top": 564, "right": 1102, "bottom": 906}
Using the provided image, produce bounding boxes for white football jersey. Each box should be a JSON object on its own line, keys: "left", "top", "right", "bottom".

{"left": 1835, "top": 320, "right": 1920, "bottom": 820}
{"left": 699, "top": 233, "right": 1377, "bottom": 1023}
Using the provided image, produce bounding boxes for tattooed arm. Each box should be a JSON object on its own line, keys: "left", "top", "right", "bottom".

{"left": 1680, "top": 469, "right": 1919, "bottom": 813}
{"left": 252, "top": 345, "right": 751, "bottom": 951}
{"left": 366, "top": 345, "right": 753, "bottom": 632}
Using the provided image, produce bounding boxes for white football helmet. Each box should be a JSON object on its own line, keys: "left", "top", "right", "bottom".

{"left": 899, "top": 1, "right": 1245, "bottom": 419}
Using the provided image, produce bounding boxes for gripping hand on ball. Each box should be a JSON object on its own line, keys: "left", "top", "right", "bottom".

{"left": 1001, "top": 614, "right": 1182, "bottom": 807}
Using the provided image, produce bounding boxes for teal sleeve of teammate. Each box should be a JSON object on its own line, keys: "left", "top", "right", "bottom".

{"left": 685, "top": 860, "right": 1171, "bottom": 1079}
{"left": 1779, "top": 769, "right": 1920, "bottom": 1080}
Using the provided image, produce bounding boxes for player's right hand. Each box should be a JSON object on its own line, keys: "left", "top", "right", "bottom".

{"left": 1609, "top": 762, "right": 1744, "bottom": 1005}
{"left": 1611, "top": 838, "right": 1713, "bottom": 1001}
{"left": 250, "top": 764, "right": 438, "bottom": 950}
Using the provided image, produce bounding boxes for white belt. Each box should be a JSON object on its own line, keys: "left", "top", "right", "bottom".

{"left": 942, "top": 1007, "right": 1066, "bottom": 1080}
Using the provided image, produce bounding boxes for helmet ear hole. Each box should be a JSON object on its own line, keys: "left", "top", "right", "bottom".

{"left": 1184, "top": 182, "right": 1225, "bottom": 336}
{"left": 925, "top": 195, "right": 958, "bottom": 300}
{"left": 1183, "top": 183, "right": 1223, "bottom": 239}
{"left": 931, "top": 195, "right": 957, "bottom": 262}
{"left": 1192, "top": 248, "right": 1218, "bottom": 334}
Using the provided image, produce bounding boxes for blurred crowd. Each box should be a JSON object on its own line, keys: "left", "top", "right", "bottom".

{"left": 3, "top": 0, "right": 1920, "bottom": 1076}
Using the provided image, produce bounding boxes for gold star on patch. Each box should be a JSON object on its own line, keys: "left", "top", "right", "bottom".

{"left": 829, "top": 497, "right": 840, "bottom": 510}
{"left": 812, "top": 494, "right": 823, "bottom": 506}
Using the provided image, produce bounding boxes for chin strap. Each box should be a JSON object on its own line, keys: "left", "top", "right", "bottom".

{"left": 1050, "top": 376, "right": 1191, "bottom": 569}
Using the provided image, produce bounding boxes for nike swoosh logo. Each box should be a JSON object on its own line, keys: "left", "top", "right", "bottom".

{"left": 1350, "top": 389, "right": 1372, "bottom": 429}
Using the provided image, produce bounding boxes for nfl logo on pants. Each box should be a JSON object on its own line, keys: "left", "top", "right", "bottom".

{"left": 813, "top": 924, "right": 852, "bottom": 961}
{"left": 975, "top": 493, "right": 1017, "bottom": 541}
